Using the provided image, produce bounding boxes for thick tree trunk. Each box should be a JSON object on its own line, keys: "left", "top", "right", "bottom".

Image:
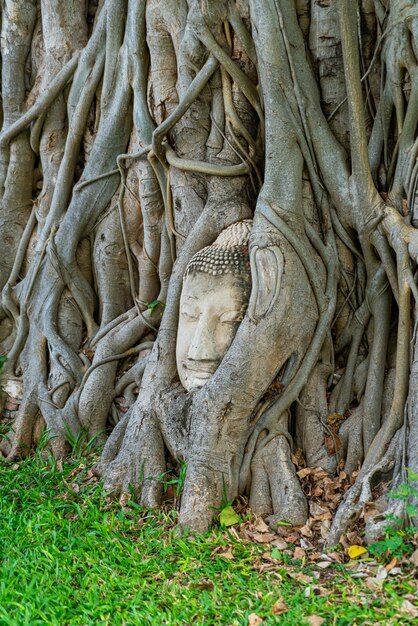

{"left": 1, "top": 0, "right": 418, "bottom": 545}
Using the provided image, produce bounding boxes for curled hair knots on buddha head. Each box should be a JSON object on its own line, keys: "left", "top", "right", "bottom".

{"left": 184, "top": 219, "right": 253, "bottom": 278}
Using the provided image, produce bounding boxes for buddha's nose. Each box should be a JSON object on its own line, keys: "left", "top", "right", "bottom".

{"left": 188, "top": 316, "right": 220, "bottom": 362}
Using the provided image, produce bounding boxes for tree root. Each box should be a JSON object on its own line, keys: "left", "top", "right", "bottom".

{"left": 250, "top": 433, "right": 308, "bottom": 527}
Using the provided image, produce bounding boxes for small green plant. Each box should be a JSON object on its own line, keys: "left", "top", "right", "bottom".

{"left": 0, "top": 418, "right": 13, "bottom": 442}
{"left": 368, "top": 470, "right": 418, "bottom": 558}
{"left": 147, "top": 299, "right": 165, "bottom": 314}
{"left": 217, "top": 477, "right": 241, "bottom": 528}
{"left": 155, "top": 460, "right": 188, "bottom": 502}
{"left": 64, "top": 425, "right": 104, "bottom": 458}
{"left": 165, "top": 460, "right": 187, "bottom": 498}
{"left": 35, "top": 428, "right": 56, "bottom": 452}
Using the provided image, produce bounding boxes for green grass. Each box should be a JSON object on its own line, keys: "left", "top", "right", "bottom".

{"left": 0, "top": 454, "right": 417, "bottom": 626}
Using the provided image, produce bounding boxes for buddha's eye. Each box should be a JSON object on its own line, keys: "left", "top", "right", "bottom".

{"left": 219, "top": 311, "right": 242, "bottom": 324}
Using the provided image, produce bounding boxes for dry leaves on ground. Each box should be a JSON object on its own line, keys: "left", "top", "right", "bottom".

{"left": 272, "top": 601, "right": 288, "bottom": 615}
{"left": 306, "top": 616, "right": 325, "bottom": 626}
{"left": 211, "top": 546, "right": 235, "bottom": 560}
{"left": 401, "top": 599, "right": 418, "bottom": 618}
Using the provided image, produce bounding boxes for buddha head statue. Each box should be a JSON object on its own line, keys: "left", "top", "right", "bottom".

{"left": 176, "top": 219, "right": 252, "bottom": 391}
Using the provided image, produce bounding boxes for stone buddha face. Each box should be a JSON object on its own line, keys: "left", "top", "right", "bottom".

{"left": 176, "top": 220, "right": 252, "bottom": 391}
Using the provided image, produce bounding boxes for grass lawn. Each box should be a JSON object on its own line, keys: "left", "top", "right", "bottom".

{"left": 0, "top": 451, "right": 417, "bottom": 626}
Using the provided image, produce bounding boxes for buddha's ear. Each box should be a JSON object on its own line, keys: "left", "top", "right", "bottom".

{"left": 248, "top": 245, "right": 284, "bottom": 322}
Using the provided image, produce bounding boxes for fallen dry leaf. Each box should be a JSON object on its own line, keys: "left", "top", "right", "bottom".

{"left": 119, "top": 492, "right": 130, "bottom": 507}
{"left": 300, "top": 537, "right": 314, "bottom": 550}
{"left": 219, "top": 548, "right": 235, "bottom": 560}
{"left": 326, "top": 551, "right": 343, "bottom": 563}
{"left": 325, "top": 433, "right": 340, "bottom": 455}
{"left": 293, "top": 547, "right": 306, "bottom": 560}
{"left": 297, "top": 468, "right": 312, "bottom": 479}
{"left": 210, "top": 546, "right": 235, "bottom": 560}
{"left": 320, "top": 521, "right": 331, "bottom": 540}
{"left": 254, "top": 517, "right": 270, "bottom": 533}
{"left": 288, "top": 571, "right": 313, "bottom": 584}
{"left": 363, "top": 576, "right": 384, "bottom": 591}
{"left": 327, "top": 412, "right": 344, "bottom": 426}
{"left": 300, "top": 524, "right": 314, "bottom": 538}
{"left": 375, "top": 565, "right": 388, "bottom": 581}
{"left": 362, "top": 501, "right": 382, "bottom": 523}
{"left": 310, "top": 587, "right": 329, "bottom": 597}
{"left": 193, "top": 579, "right": 214, "bottom": 591}
{"left": 248, "top": 613, "right": 263, "bottom": 626}
{"left": 401, "top": 600, "right": 418, "bottom": 618}
{"left": 69, "top": 464, "right": 85, "bottom": 477}
{"left": 307, "top": 616, "right": 325, "bottom": 626}
{"left": 410, "top": 548, "right": 418, "bottom": 567}
{"left": 388, "top": 567, "right": 402, "bottom": 576}
{"left": 309, "top": 502, "right": 328, "bottom": 517}
{"left": 250, "top": 532, "right": 277, "bottom": 544}
{"left": 272, "top": 601, "right": 288, "bottom": 615}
